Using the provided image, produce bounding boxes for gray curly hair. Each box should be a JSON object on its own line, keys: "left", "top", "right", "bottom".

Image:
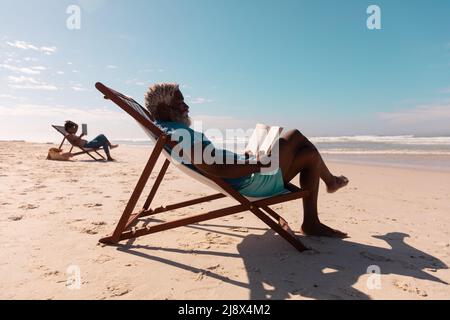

{"left": 144, "top": 83, "right": 180, "bottom": 115}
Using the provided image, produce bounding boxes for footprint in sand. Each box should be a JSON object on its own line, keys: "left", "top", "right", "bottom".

{"left": 8, "top": 215, "right": 24, "bottom": 221}
{"left": 204, "top": 232, "right": 235, "bottom": 247}
{"left": 393, "top": 280, "right": 428, "bottom": 297}
{"left": 228, "top": 227, "right": 249, "bottom": 233}
{"left": 93, "top": 254, "right": 114, "bottom": 264}
{"left": 106, "top": 283, "right": 131, "bottom": 297}
{"left": 194, "top": 267, "right": 226, "bottom": 281}
{"left": 44, "top": 270, "right": 61, "bottom": 277}
{"left": 92, "top": 221, "right": 107, "bottom": 226}
{"left": 80, "top": 226, "right": 99, "bottom": 235}
{"left": 79, "top": 221, "right": 107, "bottom": 235}
{"left": 206, "top": 264, "right": 224, "bottom": 273}
{"left": 84, "top": 203, "right": 103, "bottom": 208}
{"left": 195, "top": 271, "right": 206, "bottom": 281}
{"left": 19, "top": 204, "right": 39, "bottom": 210}
{"left": 67, "top": 219, "right": 86, "bottom": 224}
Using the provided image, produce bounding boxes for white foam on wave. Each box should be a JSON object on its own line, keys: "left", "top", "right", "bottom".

{"left": 321, "top": 149, "right": 450, "bottom": 155}
{"left": 310, "top": 135, "right": 450, "bottom": 145}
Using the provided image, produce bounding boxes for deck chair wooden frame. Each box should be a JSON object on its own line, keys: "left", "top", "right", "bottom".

{"left": 52, "top": 125, "right": 106, "bottom": 161}
{"left": 95, "top": 82, "right": 310, "bottom": 252}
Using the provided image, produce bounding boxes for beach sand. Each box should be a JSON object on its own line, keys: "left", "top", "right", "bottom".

{"left": 0, "top": 141, "right": 449, "bottom": 300}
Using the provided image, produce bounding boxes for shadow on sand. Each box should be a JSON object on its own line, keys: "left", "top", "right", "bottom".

{"left": 115, "top": 225, "right": 448, "bottom": 300}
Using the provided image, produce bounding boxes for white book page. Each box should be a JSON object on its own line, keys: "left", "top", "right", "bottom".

{"left": 245, "top": 123, "right": 270, "bottom": 155}
{"left": 259, "top": 126, "right": 283, "bottom": 155}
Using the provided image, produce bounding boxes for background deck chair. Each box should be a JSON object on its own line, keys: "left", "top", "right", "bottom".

{"left": 52, "top": 125, "right": 105, "bottom": 161}
{"left": 95, "top": 82, "right": 310, "bottom": 252}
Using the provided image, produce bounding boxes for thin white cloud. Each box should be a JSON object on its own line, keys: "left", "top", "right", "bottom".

{"left": 6, "top": 40, "right": 57, "bottom": 55}
{"left": 125, "top": 79, "right": 146, "bottom": 86}
{"left": 56, "top": 71, "right": 65, "bottom": 75}
{"left": 378, "top": 103, "right": 450, "bottom": 134}
{"left": 23, "top": 57, "right": 39, "bottom": 62}
{"left": 8, "top": 75, "right": 40, "bottom": 84}
{"left": 190, "top": 97, "right": 214, "bottom": 105}
{"left": 379, "top": 104, "right": 450, "bottom": 124}
{"left": 40, "top": 47, "right": 57, "bottom": 55}
{"left": 0, "top": 63, "right": 41, "bottom": 75}
{"left": 31, "top": 66, "right": 46, "bottom": 71}
{"left": 106, "top": 65, "right": 118, "bottom": 69}
{"left": 6, "top": 75, "right": 58, "bottom": 91}
{"left": 0, "top": 94, "right": 22, "bottom": 100}
{"left": 0, "top": 104, "right": 126, "bottom": 119}
{"left": 71, "top": 86, "right": 88, "bottom": 92}
{"left": 10, "top": 84, "right": 58, "bottom": 91}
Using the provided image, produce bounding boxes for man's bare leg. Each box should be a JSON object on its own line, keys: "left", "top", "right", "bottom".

{"left": 281, "top": 129, "right": 349, "bottom": 193}
{"left": 275, "top": 139, "right": 347, "bottom": 238}
{"left": 298, "top": 149, "right": 347, "bottom": 238}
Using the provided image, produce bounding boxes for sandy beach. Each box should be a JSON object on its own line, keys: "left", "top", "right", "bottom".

{"left": 0, "top": 141, "right": 449, "bottom": 300}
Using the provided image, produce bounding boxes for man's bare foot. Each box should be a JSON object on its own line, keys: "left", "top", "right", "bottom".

{"left": 326, "top": 175, "right": 349, "bottom": 193}
{"left": 107, "top": 157, "right": 116, "bottom": 162}
{"left": 110, "top": 144, "right": 119, "bottom": 149}
{"left": 302, "top": 222, "right": 348, "bottom": 238}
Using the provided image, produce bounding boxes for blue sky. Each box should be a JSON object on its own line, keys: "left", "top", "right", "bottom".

{"left": 1, "top": 0, "right": 450, "bottom": 141}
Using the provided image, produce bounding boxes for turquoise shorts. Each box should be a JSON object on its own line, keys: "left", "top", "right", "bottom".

{"left": 233, "top": 168, "right": 286, "bottom": 198}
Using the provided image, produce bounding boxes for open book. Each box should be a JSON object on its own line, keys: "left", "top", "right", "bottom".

{"left": 245, "top": 123, "right": 283, "bottom": 158}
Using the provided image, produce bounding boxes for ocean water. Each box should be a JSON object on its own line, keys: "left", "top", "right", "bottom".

{"left": 311, "top": 136, "right": 450, "bottom": 172}
{"left": 113, "top": 135, "right": 450, "bottom": 172}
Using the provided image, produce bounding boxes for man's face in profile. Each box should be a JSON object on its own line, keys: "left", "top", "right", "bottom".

{"left": 171, "top": 90, "right": 189, "bottom": 116}
{"left": 170, "top": 90, "right": 191, "bottom": 126}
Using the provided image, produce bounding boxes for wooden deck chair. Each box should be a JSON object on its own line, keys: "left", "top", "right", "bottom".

{"left": 95, "top": 82, "right": 310, "bottom": 252}
{"left": 52, "top": 125, "right": 106, "bottom": 161}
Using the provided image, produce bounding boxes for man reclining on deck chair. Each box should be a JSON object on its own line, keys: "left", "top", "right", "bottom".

{"left": 144, "top": 84, "right": 350, "bottom": 238}
{"left": 64, "top": 120, "right": 119, "bottom": 161}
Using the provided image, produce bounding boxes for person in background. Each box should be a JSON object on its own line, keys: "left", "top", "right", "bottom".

{"left": 64, "top": 120, "right": 118, "bottom": 161}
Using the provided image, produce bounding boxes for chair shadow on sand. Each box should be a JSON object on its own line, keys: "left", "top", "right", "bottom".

{"left": 235, "top": 230, "right": 448, "bottom": 299}
{"left": 116, "top": 224, "right": 448, "bottom": 300}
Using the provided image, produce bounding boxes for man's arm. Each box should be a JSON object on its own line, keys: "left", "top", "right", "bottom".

{"left": 183, "top": 142, "right": 271, "bottom": 179}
